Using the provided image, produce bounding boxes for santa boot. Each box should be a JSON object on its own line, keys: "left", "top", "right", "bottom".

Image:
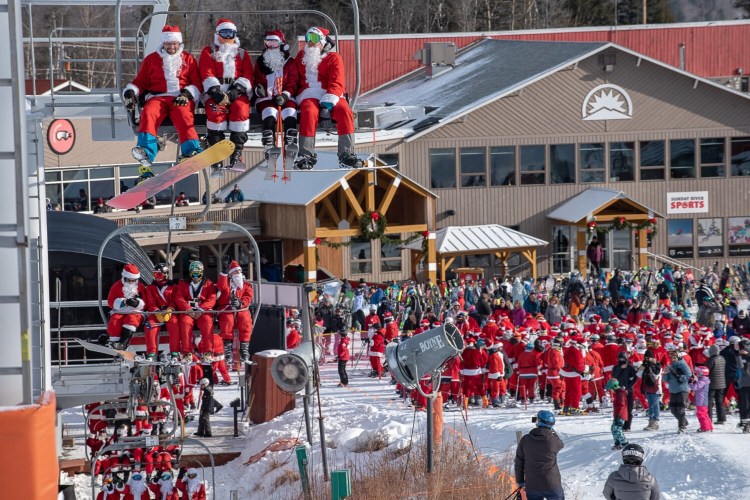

{"left": 553, "top": 399, "right": 562, "bottom": 411}
{"left": 223, "top": 340, "right": 233, "bottom": 366}
{"left": 338, "top": 134, "right": 363, "bottom": 168}
{"left": 118, "top": 327, "right": 134, "bottom": 350}
{"left": 295, "top": 136, "right": 317, "bottom": 170}
{"left": 239, "top": 342, "right": 250, "bottom": 362}
{"left": 228, "top": 132, "right": 247, "bottom": 171}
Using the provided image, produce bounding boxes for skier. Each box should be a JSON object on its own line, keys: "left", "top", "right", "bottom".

{"left": 560, "top": 340, "right": 585, "bottom": 415}
{"left": 639, "top": 349, "right": 663, "bottom": 431}
{"left": 195, "top": 378, "right": 213, "bottom": 438}
{"left": 543, "top": 338, "right": 565, "bottom": 411}
{"left": 486, "top": 341, "right": 507, "bottom": 407}
{"left": 293, "top": 26, "right": 362, "bottom": 169}
{"left": 149, "top": 470, "right": 179, "bottom": 500}
{"left": 216, "top": 259, "right": 254, "bottom": 363}
{"left": 143, "top": 263, "right": 180, "bottom": 360}
{"left": 606, "top": 378, "right": 629, "bottom": 450}
{"left": 177, "top": 468, "right": 207, "bottom": 500}
{"left": 174, "top": 261, "right": 216, "bottom": 356}
{"left": 198, "top": 18, "right": 254, "bottom": 171}
{"left": 123, "top": 25, "right": 202, "bottom": 179}
{"left": 122, "top": 470, "right": 149, "bottom": 500}
{"left": 514, "top": 410, "right": 565, "bottom": 500}
{"left": 603, "top": 444, "right": 660, "bottom": 500}
{"left": 461, "top": 336, "right": 488, "bottom": 406}
{"left": 105, "top": 263, "right": 145, "bottom": 349}
{"left": 252, "top": 30, "right": 299, "bottom": 164}
{"left": 336, "top": 329, "right": 350, "bottom": 387}
{"left": 611, "top": 352, "right": 638, "bottom": 431}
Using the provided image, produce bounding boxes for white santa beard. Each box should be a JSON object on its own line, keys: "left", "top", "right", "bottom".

{"left": 187, "top": 477, "right": 202, "bottom": 494}
{"left": 231, "top": 275, "right": 244, "bottom": 289}
{"left": 262, "top": 49, "right": 285, "bottom": 74}
{"left": 214, "top": 42, "right": 239, "bottom": 79}
{"left": 302, "top": 45, "right": 322, "bottom": 73}
{"left": 129, "top": 479, "right": 148, "bottom": 497}
{"left": 122, "top": 282, "right": 138, "bottom": 298}
{"left": 161, "top": 49, "right": 183, "bottom": 93}
{"left": 159, "top": 481, "right": 174, "bottom": 496}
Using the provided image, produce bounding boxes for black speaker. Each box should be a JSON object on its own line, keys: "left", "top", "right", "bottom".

{"left": 247, "top": 305, "right": 286, "bottom": 357}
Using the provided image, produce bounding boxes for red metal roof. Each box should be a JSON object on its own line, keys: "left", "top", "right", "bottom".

{"left": 322, "top": 21, "right": 750, "bottom": 95}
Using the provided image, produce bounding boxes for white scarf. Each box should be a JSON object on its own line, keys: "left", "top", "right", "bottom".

{"left": 262, "top": 48, "right": 285, "bottom": 74}
{"left": 302, "top": 44, "right": 322, "bottom": 73}
{"left": 213, "top": 41, "right": 239, "bottom": 79}
{"left": 161, "top": 47, "right": 183, "bottom": 93}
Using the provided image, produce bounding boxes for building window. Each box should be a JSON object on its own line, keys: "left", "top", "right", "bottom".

{"left": 380, "top": 236, "right": 402, "bottom": 273}
{"left": 47, "top": 166, "right": 116, "bottom": 212}
{"left": 639, "top": 141, "right": 665, "bottom": 180}
{"left": 700, "top": 138, "right": 725, "bottom": 178}
{"left": 731, "top": 137, "right": 750, "bottom": 176}
{"left": 459, "top": 147, "right": 486, "bottom": 187}
{"left": 520, "top": 145, "right": 545, "bottom": 185}
{"left": 350, "top": 238, "right": 372, "bottom": 275}
{"left": 429, "top": 148, "right": 456, "bottom": 188}
{"left": 580, "top": 143, "right": 605, "bottom": 183}
{"left": 670, "top": 139, "right": 696, "bottom": 179}
{"left": 490, "top": 146, "right": 515, "bottom": 186}
{"left": 552, "top": 226, "right": 574, "bottom": 275}
{"left": 609, "top": 142, "right": 635, "bottom": 181}
{"left": 550, "top": 144, "right": 575, "bottom": 184}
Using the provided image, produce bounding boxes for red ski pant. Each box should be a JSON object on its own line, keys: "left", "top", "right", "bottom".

{"left": 144, "top": 314, "right": 180, "bottom": 355}
{"left": 138, "top": 96, "right": 198, "bottom": 142}
{"left": 508, "top": 372, "right": 519, "bottom": 392}
{"left": 180, "top": 314, "right": 214, "bottom": 354}
{"left": 439, "top": 379, "right": 461, "bottom": 401}
{"left": 633, "top": 381, "right": 649, "bottom": 409}
{"left": 369, "top": 355, "right": 383, "bottom": 378}
{"left": 489, "top": 377, "right": 507, "bottom": 399}
{"left": 411, "top": 379, "right": 431, "bottom": 409}
{"left": 298, "top": 97, "right": 355, "bottom": 137}
{"left": 548, "top": 377, "right": 564, "bottom": 402}
{"left": 725, "top": 384, "right": 738, "bottom": 406}
{"left": 174, "top": 396, "right": 185, "bottom": 418}
{"left": 212, "top": 358, "right": 231, "bottom": 383}
{"left": 461, "top": 374, "right": 483, "bottom": 398}
{"left": 518, "top": 376, "right": 537, "bottom": 401}
{"left": 218, "top": 310, "right": 253, "bottom": 342}
{"left": 563, "top": 376, "right": 582, "bottom": 409}
{"left": 588, "top": 379, "right": 605, "bottom": 402}
{"left": 107, "top": 313, "right": 143, "bottom": 340}
{"left": 205, "top": 95, "right": 251, "bottom": 132}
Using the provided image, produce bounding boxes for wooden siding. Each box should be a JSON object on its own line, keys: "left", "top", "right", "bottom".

{"left": 259, "top": 204, "right": 309, "bottom": 240}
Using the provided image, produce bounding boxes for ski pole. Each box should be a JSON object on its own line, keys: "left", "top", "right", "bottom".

{"left": 502, "top": 485, "right": 522, "bottom": 500}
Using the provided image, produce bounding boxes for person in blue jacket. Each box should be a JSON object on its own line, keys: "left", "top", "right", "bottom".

{"left": 663, "top": 349, "right": 692, "bottom": 433}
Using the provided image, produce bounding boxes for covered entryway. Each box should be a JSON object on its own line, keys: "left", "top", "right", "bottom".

{"left": 404, "top": 224, "right": 547, "bottom": 280}
{"left": 546, "top": 188, "right": 664, "bottom": 276}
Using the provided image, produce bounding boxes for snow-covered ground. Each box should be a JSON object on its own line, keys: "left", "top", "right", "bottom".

{"left": 62, "top": 333, "right": 750, "bottom": 500}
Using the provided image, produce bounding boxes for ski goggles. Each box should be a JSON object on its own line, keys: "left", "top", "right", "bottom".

{"left": 190, "top": 271, "right": 203, "bottom": 280}
{"left": 305, "top": 32, "right": 323, "bottom": 44}
{"left": 264, "top": 39, "right": 280, "bottom": 49}
{"left": 217, "top": 28, "right": 237, "bottom": 40}
{"left": 187, "top": 472, "right": 199, "bottom": 479}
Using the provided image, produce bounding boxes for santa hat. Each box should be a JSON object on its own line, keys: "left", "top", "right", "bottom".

{"left": 265, "top": 30, "right": 289, "bottom": 51}
{"left": 307, "top": 26, "right": 330, "bottom": 41}
{"left": 383, "top": 312, "right": 394, "bottom": 322}
{"left": 215, "top": 18, "right": 237, "bottom": 33}
{"left": 160, "top": 25, "right": 183, "bottom": 44}
{"left": 228, "top": 260, "right": 242, "bottom": 275}
{"left": 122, "top": 263, "right": 140, "bottom": 280}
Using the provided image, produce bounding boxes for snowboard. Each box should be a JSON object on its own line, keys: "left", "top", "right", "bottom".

{"left": 107, "top": 140, "right": 235, "bottom": 209}
{"left": 76, "top": 338, "right": 137, "bottom": 363}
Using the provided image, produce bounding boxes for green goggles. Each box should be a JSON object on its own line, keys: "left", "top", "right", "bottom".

{"left": 305, "top": 32, "right": 323, "bottom": 44}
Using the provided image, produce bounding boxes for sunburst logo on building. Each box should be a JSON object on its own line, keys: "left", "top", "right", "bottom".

{"left": 581, "top": 84, "right": 633, "bottom": 121}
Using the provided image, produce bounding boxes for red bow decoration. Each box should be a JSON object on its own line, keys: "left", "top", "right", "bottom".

{"left": 314, "top": 237, "right": 322, "bottom": 245}
{"left": 371, "top": 212, "right": 380, "bottom": 221}
{"left": 617, "top": 217, "right": 626, "bottom": 224}
{"left": 648, "top": 218, "right": 657, "bottom": 225}
{"left": 422, "top": 231, "right": 430, "bottom": 238}
{"left": 587, "top": 221, "right": 597, "bottom": 228}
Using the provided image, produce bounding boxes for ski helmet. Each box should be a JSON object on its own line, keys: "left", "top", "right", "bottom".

{"left": 189, "top": 261, "right": 204, "bottom": 281}
{"left": 605, "top": 378, "right": 620, "bottom": 391}
{"left": 153, "top": 263, "right": 169, "bottom": 283}
{"left": 621, "top": 443, "right": 645, "bottom": 465}
{"left": 536, "top": 410, "right": 555, "bottom": 429}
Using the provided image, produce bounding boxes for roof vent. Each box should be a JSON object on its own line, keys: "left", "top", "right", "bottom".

{"left": 414, "top": 42, "right": 456, "bottom": 79}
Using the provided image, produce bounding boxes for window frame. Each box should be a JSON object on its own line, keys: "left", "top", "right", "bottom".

{"left": 429, "top": 148, "right": 457, "bottom": 189}
{"left": 519, "top": 145, "right": 546, "bottom": 185}
{"left": 550, "top": 143, "right": 576, "bottom": 184}
{"left": 609, "top": 141, "right": 635, "bottom": 182}
{"left": 489, "top": 146, "right": 516, "bottom": 187}
{"left": 669, "top": 138, "right": 697, "bottom": 179}
{"left": 730, "top": 137, "right": 750, "bottom": 177}
{"left": 699, "top": 138, "right": 726, "bottom": 178}
{"left": 350, "top": 238, "right": 373, "bottom": 275}
{"left": 459, "top": 147, "right": 487, "bottom": 188}
{"left": 579, "top": 143, "right": 606, "bottom": 183}
{"left": 380, "top": 236, "right": 403, "bottom": 273}
{"left": 638, "top": 140, "right": 666, "bottom": 181}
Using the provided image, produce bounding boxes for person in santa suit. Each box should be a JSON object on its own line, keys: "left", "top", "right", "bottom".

{"left": 123, "top": 25, "right": 202, "bottom": 179}
{"left": 383, "top": 312, "right": 399, "bottom": 343}
{"left": 105, "top": 263, "right": 146, "bottom": 349}
{"left": 293, "top": 27, "right": 362, "bottom": 170}
{"left": 122, "top": 470, "right": 150, "bottom": 500}
{"left": 198, "top": 18, "right": 254, "bottom": 171}
{"left": 178, "top": 468, "right": 206, "bottom": 500}
{"left": 174, "top": 261, "right": 216, "bottom": 356}
{"left": 487, "top": 341, "right": 507, "bottom": 407}
{"left": 211, "top": 332, "right": 233, "bottom": 385}
{"left": 560, "top": 340, "right": 586, "bottom": 415}
{"left": 461, "top": 337, "right": 488, "bottom": 406}
{"left": 543, "top": 338, "right": 565, "bottom": 411}
{"left": 286, "top": 318, "right": 301, "bottom": 349}
{"left": 149, "top": 470, "right": 179, "bottom": 500}
{"left": 216, "top": 260, "right": 254, "bottom": 363}
{"left": 368, "top": 327, "right": 385, "bottom": 380}
{"left": 253, "top": 30, "right": 299, "bottom": 160}
{"left": 97, "top": 475, "right": 121, "bottom": 500}
{"left": 143, "top": 263, "right": 180, "bottom": 360}
{"left": 86, "top": 402, "right": 107, "bottom": 434}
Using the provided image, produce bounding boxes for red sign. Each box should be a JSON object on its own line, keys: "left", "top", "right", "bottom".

{"left": 47, "top": 119, "right": 76, "bottom": 155}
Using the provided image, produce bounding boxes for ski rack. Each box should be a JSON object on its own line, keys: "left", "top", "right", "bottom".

{"left": 90, "top": 437, "right": 215, "bottom": 500}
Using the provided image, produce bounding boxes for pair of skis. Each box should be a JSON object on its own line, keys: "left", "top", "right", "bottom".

{"left": 265, "top": 78, "right": 298, "bottom": 183}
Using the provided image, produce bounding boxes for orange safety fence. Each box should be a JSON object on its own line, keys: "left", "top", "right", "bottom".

{"left": 0, "top": 391, "right": 59, "bottom": 499}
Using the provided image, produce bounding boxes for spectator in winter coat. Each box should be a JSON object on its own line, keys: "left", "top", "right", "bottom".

{"left": 586, "top": 236, "right": 604, "bottom": 276}
{"left": 612, "top": 352, "right": 638, "bottom": 431}
{"left": 515, "top": 410, "right": 565, "bottom": 500}
{"left": 704, "top": 345, "right": 727, "bottom": 425}
{"left": 663, "top": 350, "right": 692, "bottom": 432}
{"left": 523, "top": 293, "right": 540, "bottom": 316}
{"left": 738, "top": 339, "right": 750, "bottom": 432}
{"left": 627, "top": 301, "right": 644, "bottom": 326}
{"left": 608, "top": 270, "right": 623, "bottom": 303}
{"left": 603, "top": 443, "right": 660, "bottom": 500}
{"left": 639, "top": 349, "right": 663, "bottom": 431}
{"left": 689, "top": 366, "right": 712, "bottom": 432}
{"left": 732, "top": 310, "right": 750, "bottom": 338}
{"left": 511, "top": 300, "right": 527, "bottom": 327}
{"left": 606, "top": 378, "right": 629, "bottom": 450}
{"left": 720, "top": 338, "right": 741, "bottom": 391}
{"left": 336, "top": 330, "right": 350, "bottom": 387}
{"left": 544, "top": 296, "right": 565, "bottom": 326}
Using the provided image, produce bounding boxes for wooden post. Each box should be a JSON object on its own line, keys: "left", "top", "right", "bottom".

{"left": 638, "top": 228, "right": 648, "bottom": 269}
{"left": 304, "top": 239, "right": 317, "bottom": 283}
{"left": 577, "top": 228, "right": 588, "bottom": 278}
{"left": 426, "top": 231, "right": 437, "bottom": 282}
{"left": 529, "top": 249, "right": 537, "bottom": 279}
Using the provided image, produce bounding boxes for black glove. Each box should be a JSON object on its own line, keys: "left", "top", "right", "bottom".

{"left": 173, "top": 89, "right": 192, "bottom": 107}
{"left": 364, "top": 338, "right": 371, "bottom": 345}
{"left": 231, "top": 296, "right": 242, "bottom": 309}
{"left": 254, "top": 84, "right": 267, "bottom": 98}
{"left": 274, "top": 92, "right": 288, "bottom": 106}
{"left": 221, "top": 255, "right": 231, "bottom": 273}
{"left": 206, "top": 86, "right": 227, "bottom": 105}
{"left": 123, "top": 89, "right": 136, "bottom": 111}
{"left": 125, "top": 297, "right": 140, "bottom": 308}
{"left": 227, "top": 83, "right": 246, "bottom": 103}
{"left": 115, "top": 480, "right": 124, "bottom": 490}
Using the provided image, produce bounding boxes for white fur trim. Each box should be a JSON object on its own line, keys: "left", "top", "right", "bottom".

{"left": 320, "top": 93, "right": 340, "bottom": 107}
{"left": 460, "top": 368, "right": 482, "bottom": 376}
{"left": 124, "top": 83, "right": 139, "bottom": 97}
{"left": 280, "top": 107, "right": 297, "bottom": 120}
{"left": 206, "top": 120, "right": 228, "bottom": 131}
{"left": 296, "top": 88, "right": 325, "bottom": 104}
{"left": 229, "top": 265, "right": 242, "bottom": 275}
{"left": 265, "top": 35, "right": 282, "bottom": 43}
{"left": 261, "top": 107, "right": 279, "bottom": 120}
{"left": 184, "top": 85, "right": 200, "bottom": 103}
{"left": 160, "top": 31, "right": 183, "bottom": 44}
{"left": 229, "top": 120, "right": 249, "bottom": 132}
{"left": 122, "top": 270, "right": 140, "bottom": 280}
{"left": 203, "top": 76, "right": 221, "bottom": 91}
{"left": 216, "top": 21, "right": 237, "bottom": 32}
{"left": 234, "top": 77, "right": 251, "bottom": 91}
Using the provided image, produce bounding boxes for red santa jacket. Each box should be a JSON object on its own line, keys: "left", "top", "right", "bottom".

{"left": 507, "top": 341, "right": 527, "bottom": 369}
{"left": 199, "top": 43, "right": 253, "bottom": 93}
{"left": 460, "top": 345, "right": 488, "bottom": 375}
{"left": 143, "top": 283, "right": 176, "bottom": 315}
{"left": 97, "top": 488, "right": 121, "bottom": 500}
{"left": 125, "top": 50, "right": 201, "bottom": 103}
{"left": 149, "top": 481, "right": 180, "bottom": 500}
{"left": 364, "top": 313, "right": 381, "bottom": 330}
{"left": 295, "top": 50, "right": 347, "bottom": 104}
{"left": 481, "top": 322, "right": 500, "bottom": 344}
{"left": 108, "top": 280, "right": 146, "bottom": 313}
{"left": 561, "top": 346, "right": 585, "bottom": 377}
{"left": 368, "top": 329, "right": 385, "bottom": 357}
{"left": 543, "top": 348, "right": 564, "bottom": 378}
{"left": 517, "top": 350, "right": 542, "bottom": 376}
{"left": 253, "top": 52, "right": 299, "bottom": 104}
{"left": 384, "top": 321, "right": 399, "bottom": 342}
{"left": 486, "top": 349, "right": 505, "bottom": 379}
{"left": 587, "top": 349, "right": 604, "bottom": 379}
{"left": 337, "top": 336, "right": 350, "bottom": 361}
{"left": 286, "top": 327, "right": 301, "bottom": 349}
{"left": 177, "top": 481, "right": 206, "bottom": 500}
{"left": 601, "top": 342, "right": 621, "bottom": 371}
{"left": 216, "top": 272, "right": 254, "bottom": 313}
{"left": 174, "top": 279, "right": 217, "bottom": 313}
{"left": 441, "top": 356, "right": 461, "bottom": 382}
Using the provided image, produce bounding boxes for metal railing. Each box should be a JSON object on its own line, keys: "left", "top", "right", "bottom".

{"left": 645, "top": 251, "right": 703, "bottom": 273}
{"left": 96, "top": 201, "right": 261, "bottom": 228}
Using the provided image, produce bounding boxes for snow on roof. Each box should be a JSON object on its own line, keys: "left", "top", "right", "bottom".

{"left": 404, "top": 224, "right": 547, "bottom": 254}
{"left": 360, "top": 39, "right": 607, "bottom": 136}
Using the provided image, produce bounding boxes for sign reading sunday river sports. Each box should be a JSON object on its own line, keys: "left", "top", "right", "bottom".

{"left": 667, "top": 191, "right": 708, "bottom": 214}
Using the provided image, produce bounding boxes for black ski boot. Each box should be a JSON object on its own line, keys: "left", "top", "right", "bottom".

{"left": 261, "top": 129, "right": 275, "bottom": 160}
{"left": 295, "top": 154, "right": 317, "bottom": 170}
{"left": 223, "top": 340, "right": 234, "bottom": 366}
{"left": 239, "top": 342, "right": 250, "bottom": 362}
{"left": 284, "top": 128, "right": 299, "bottom": 170}
{"left": 206, "top": 130, "right": 225, "bottom": 176}
{"left": 228, "top": 132, "right": 247, "bottom": 172}
{"left": 339, "top": 152, "right": 363, "bottom": 169}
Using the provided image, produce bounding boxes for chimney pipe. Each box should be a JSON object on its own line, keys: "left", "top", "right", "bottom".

{"left": 678, "top": 43, "right": 685, "bottom": 71}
